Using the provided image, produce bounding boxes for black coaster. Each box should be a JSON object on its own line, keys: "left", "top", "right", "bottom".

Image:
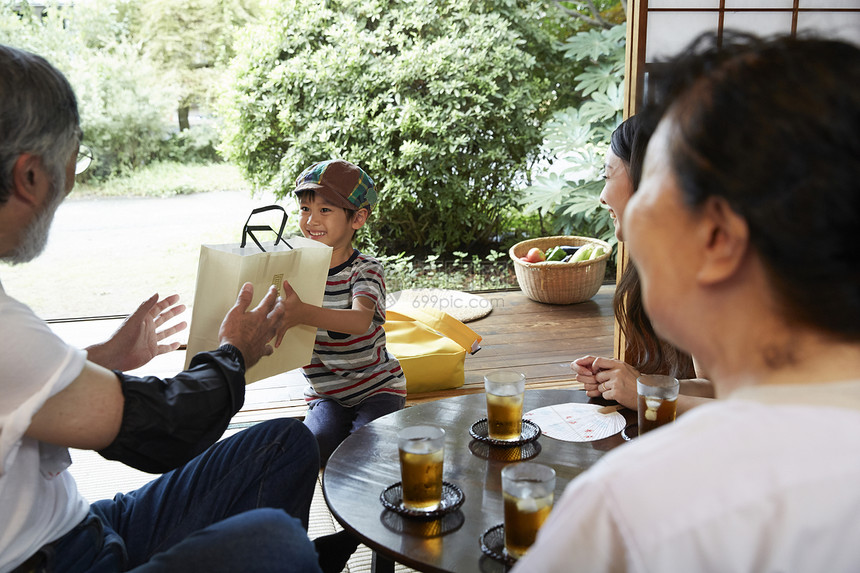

{"left": 380, "top": 481, "right": 465, "bottom": 519}
{"left": 479, "top": 553, "right": 514, "bottom": 573}
{"left": 468, "top": 439, "right": 542, "bottom": 462}
{"left": 380, "top": 507, "right": 465, "bottom": 537}
{"left": 480, "top": 523, "right": 517, "bottom": 567}
{"left": 469, "top": 418, "right": 541, "bottom": 447}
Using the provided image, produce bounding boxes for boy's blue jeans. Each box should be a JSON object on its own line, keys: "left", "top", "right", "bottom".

{"left": 304, "top": 393, "right": 405, "bottom": 465}
{"left": 46, "top": 419, "right": 322, "bottom": 573}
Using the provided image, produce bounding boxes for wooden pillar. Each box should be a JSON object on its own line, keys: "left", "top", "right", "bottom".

{"left": 614, "top": 0, "right": 649, "bottom": 362}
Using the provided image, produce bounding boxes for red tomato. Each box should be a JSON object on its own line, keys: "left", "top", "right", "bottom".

{"left": 525, "top": 247, "right": 546, "bottom": 263}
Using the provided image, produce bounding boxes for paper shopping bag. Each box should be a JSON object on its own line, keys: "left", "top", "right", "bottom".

{"left": 184, "top": 206, "right": 331, "bottom": 384}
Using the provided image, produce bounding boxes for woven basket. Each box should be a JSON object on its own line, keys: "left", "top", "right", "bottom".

{"left": 509, "top": 235, "right": 611, "bottom": 304}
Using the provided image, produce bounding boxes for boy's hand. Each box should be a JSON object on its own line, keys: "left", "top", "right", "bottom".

{"left": 275, "top": 280, "right": 306, "bottom": 347}
{"left": 275, "top": 280, "right": 374, "bottom": 340}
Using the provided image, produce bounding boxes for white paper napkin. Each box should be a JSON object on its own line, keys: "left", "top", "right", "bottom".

{"left": 523, "top": 403, "right": 626, "bottom": 442}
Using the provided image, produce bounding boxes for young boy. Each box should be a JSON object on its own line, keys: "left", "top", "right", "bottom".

{"left": 279, "top": 159, "right": 407, "bottom": 466}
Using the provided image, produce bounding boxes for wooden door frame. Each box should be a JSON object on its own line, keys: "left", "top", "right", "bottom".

{"left": 614, "top": 0, "right": 648, "bottom": 362}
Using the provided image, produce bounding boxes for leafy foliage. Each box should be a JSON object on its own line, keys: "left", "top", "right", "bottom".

{"left": 73, "top": 43, "right": 179, "bottom": 179}
{"left": 378, "top": 250, "right": 517, "bottom": 292}
{"left": 138, "top": 0, "right": 262, "bottom": 129}
{"left": 553, "top": 0, "right": 627, "bottom": 30}
{"left": 160, "top": 125, "right": 224, "bottom": 164}
{"left": 218, "top": 0, "right": 579, "bottom": 253}
{"left": 521, "top": 22, "right": 625, "bottom": 250}
{"left": 0, "top": 1, "right": 178, "bottom": 179}
{"left": 0, "top": 0, "right": 258, "bottom": 179}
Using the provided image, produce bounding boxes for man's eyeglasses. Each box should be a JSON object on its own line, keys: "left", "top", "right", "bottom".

{"left": 75, "top": 145, "right": 94, "bottom": 175}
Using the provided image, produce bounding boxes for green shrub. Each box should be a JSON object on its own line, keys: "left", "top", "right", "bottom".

{"left": 72, "top": 43, "right": 178, "bottom": 179}
{"left": 376, "top": 250, "right": 516, "bottom": 292}
{"left": 218, "top": 0, "right": 578, "bottom": 254}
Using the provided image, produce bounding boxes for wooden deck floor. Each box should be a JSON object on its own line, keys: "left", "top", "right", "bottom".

{"left": 49, "top": 284, "right": 616, "bottom": 425}
{"left": 404, "top": 284, "right": 615, "bottom": 403}
{"left": 231, "top": 284, "right": 616, "bottom": 422}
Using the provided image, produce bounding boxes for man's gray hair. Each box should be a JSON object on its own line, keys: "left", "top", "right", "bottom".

{"left": 0, "top": 44, "right": 80, "bottom": 204}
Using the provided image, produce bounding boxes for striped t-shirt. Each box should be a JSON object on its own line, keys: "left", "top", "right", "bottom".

{"left": 302, "top": 249, "right": 406, "bottom": 406}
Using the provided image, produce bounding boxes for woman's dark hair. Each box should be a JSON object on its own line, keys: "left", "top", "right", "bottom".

{"left": 609, "top": 115, "right": 696, "bottom": 378}
{"left": 609, "top": 113, "right": 656, "bottom": 191}
{"left": 645, "top": 32, "right": 860, "bottom": 340}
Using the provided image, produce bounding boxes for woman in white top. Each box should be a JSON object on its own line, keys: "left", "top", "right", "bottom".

{"left": 514, "top": 32, "right": 860, "bottom": 573}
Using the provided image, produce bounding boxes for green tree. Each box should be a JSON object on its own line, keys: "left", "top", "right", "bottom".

{"left": 219, "top": 0, "right": 578, "bottom": 253}
{"left": 138, "top": 0, "right": 262, "bottom": 131}
{"left": 0, "top": 2, "right": 75, "bottom": 68}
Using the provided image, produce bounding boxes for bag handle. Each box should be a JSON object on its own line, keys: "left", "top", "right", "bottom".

{"left": 386, "top": 305, "right": 482, "bottom": 355}
{"left": 241, "top": 205, "right": 291, "bottom": 252}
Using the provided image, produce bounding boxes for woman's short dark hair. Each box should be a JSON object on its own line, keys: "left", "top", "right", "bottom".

{"left": 645, "top": 32, "right": 860, "bottom": 340}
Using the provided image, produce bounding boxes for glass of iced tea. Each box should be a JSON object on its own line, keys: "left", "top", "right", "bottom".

{"left": 398, "top": 425, "right": 445, "bottom": 511}
{"left": 484, "top": 370, "right": 526, "bottom": 441}
{"left": 501, "top": 462, "right": 555, "bottom": 559}
{"left": 637, "top": 374, "right": 680, "bottom": 436}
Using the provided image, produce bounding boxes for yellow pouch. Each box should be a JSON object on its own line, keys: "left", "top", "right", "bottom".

{"left": 384, "top": 304, "right": 482, "bottom": 394}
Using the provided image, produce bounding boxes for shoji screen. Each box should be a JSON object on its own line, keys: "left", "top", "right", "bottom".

{"left": 645, "top": 1, "right": 860, "bottom": 63}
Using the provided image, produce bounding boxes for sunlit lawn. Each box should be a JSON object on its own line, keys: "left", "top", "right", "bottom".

{"left": 74, "top": 162, "right": 254, "bottom": 198}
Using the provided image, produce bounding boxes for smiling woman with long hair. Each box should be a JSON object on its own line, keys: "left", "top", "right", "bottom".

{"left": 571, "top": 114, "right": 711, "bottom": 414}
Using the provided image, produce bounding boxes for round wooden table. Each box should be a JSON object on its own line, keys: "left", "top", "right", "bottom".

{"left": 322, "top": 389, "right": 634, "bottom": 573}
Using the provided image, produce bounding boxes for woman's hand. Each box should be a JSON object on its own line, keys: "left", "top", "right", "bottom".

{"left": 572, "top": 355, "right": 640, "bottom": 410}
{"left": 86, "top": 293, "right": 187, "bottom": 372}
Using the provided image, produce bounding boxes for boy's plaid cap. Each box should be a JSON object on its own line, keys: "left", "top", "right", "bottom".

{"left": 294, "top": 159, "right": 377, "bottom": 211}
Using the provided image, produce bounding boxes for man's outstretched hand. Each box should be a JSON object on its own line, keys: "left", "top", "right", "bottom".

{"left": 218, "top": 282, "right": 286, "bottom": 369}
{"left": 87, "top": 293, "right": 187, "bottom": 372}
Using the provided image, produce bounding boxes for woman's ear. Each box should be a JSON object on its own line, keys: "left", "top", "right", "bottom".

{"left": 351, "top": 208, "right": 369, "bottom": 230}
{"left": 696, "top": 196, "right": 750, "bottom": 285}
